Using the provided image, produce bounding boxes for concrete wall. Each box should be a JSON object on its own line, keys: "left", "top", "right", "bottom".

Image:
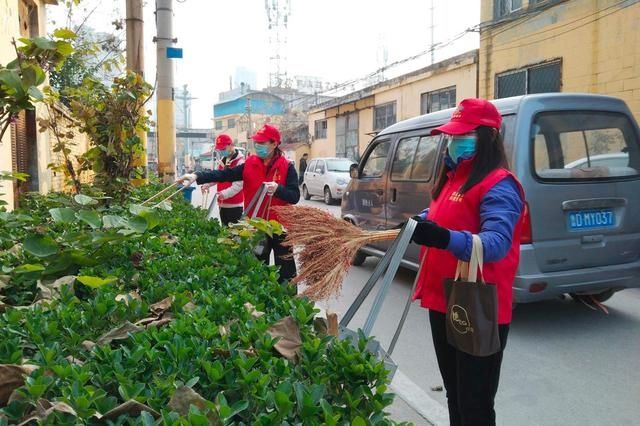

{"left": 48, "top": 106, "right": 93, "bottom": 192}
{"left": 480, "top": 0, "right": 640, "bottom": 120}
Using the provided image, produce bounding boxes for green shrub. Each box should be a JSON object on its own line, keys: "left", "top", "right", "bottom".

{"left": 0, "top": 188, "right": 406, "bottom": 425}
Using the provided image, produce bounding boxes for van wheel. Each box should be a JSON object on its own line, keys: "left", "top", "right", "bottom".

{"left": 352, "top": 250, "right": 367, "bottom": 266}
{"left": 324, "top": 187, "right": 333, "bottom": 205}
{"left": 302, "top": 185, "right": 311, "bottom": 200}
{"left": 570, "top": 288, "right": 616, "bottom": 303}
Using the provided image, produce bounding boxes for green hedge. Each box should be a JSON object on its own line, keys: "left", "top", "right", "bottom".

{"left": 0, "top": 187, "right": 405, "bottom": 425}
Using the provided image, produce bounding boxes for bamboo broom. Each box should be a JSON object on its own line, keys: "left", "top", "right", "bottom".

{"left": 272, "top": 205, "right": 400, "bottom": 300}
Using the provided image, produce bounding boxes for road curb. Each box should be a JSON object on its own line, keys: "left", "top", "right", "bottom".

{"left": 390, "top": 369, "right": 449, "bottom": 426}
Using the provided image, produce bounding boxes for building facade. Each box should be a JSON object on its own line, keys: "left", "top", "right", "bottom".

{"left": 0, "top": 0, "right": 74, "bottom": 209}
{"left": 212, "top": 91, "right": 285, "bottom": 150}
{"left": 480, "top": 0, "right": 640, "bottom": 119}
{"left": 307, "top": 50, "right": 478, "bottom": 160}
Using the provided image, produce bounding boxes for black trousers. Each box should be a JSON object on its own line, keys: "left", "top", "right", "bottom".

{"left": 256, "top": 233, "right": 297, "bottom": 284}
{"left": 429, "top": 310, "right": 509, "bottom": 426}
{"left": 219, "top": 207, "right": 243, "bottom": 226}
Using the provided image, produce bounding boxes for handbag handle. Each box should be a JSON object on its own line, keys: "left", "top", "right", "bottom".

{"left": 454, "top": 234, "right": 485, "bottom": 283}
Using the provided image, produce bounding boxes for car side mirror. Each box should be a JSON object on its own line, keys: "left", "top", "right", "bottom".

{"left": 349, "top": 164, "right": 359, "bottom": 179}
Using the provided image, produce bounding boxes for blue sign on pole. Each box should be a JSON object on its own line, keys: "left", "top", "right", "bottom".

{"left": 166, "top": 47, "right": 183, "bottom": 59}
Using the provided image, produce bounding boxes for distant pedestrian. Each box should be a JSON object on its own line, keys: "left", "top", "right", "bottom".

{"left": 299, "top": 153, "right": 308, "bottom": 185}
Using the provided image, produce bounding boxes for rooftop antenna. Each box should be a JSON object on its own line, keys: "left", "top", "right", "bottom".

{"left": 265, "top": 0, "right": 291, "bottom": 88}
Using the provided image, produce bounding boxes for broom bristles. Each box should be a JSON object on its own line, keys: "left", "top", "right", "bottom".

{"left": 272, "top": 205, "right": 400, "bottom": 300}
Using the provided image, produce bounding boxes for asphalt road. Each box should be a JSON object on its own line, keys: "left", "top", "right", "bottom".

{"left": 300, "top": 197, "right": 640, "bottom": 426}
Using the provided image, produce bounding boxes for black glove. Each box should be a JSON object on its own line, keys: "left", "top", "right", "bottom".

{"left": 394, "top": 215, "right": 424, "bottom": 229}
{"left": 412, "top": 220, "right": 450, "bottom": 249}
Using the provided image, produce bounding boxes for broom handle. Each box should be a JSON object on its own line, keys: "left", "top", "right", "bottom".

{"left": 152, "top": 185, "right": 187, "bottom": 207}
{"left": 340, "top": 219, "right": 417, "bottom": 330}
{"left": 141, "top": 181, "right": 180, "bottom": 205}
{"left": 361, "top": 219, "right": 417, "bottom": 337}
{"left": 206, "top": 192, "right": 219, "bottom": 220}
{"left": 387, "top": 248, "right": 427, "bottom": 357}
{"left": 202, "top": 190, "right": 209, "bottom": 209}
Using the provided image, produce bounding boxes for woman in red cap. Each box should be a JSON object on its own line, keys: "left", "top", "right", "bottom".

{"left": 178, "top": 124, "right": 299, "bottom": 284}
{"left": 201, "top": 134, "right": 245, "bottom": 225}
{"left": 410, "top": 98, "right": 525, "bottom": 426}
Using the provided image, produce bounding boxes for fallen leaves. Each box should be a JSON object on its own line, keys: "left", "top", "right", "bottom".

{"left": 95, "top": 322, "right": 144, "bottom": 346}
{"left": 0, "top": 364, "right": 38, "bottom": 406}
{"left": 267, "top": 316, "right": 302, "bottom": 362}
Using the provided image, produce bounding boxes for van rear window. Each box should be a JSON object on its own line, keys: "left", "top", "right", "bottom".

{"left": 532, "top": 111, "right": 640, "bottom": 180}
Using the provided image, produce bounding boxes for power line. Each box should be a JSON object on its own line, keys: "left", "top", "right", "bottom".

{"left": 279, "top": 26, "right": 478, "bottom": 109}
{"left": 491, "top": 0, "right": 633, "bottom": 53}
{"left": 488, "top": 0, "right": 629, "bottom": 49}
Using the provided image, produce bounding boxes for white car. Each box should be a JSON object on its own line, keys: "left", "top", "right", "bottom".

{"left": 302, "top": 157, "right": 355, "bottom": 204}
{"left": 564, "top": 152, "right": 629, "bottom": 168}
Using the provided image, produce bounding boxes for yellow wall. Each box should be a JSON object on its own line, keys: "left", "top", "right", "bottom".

{"left": 374, "top": 64, "right": 477, "bottom": 120}
{"left": 308, "top": 110, "right": 333, "bottom": 158}
{"left": 480, "top": 0, "right": 640, "bottom": 119}
{"left": 358, "top": 107, "right": 374, "bottom": 155}
{"left": 48, "top": 106, "right": 93, "bottom": 192}
{"left": 307, "top": 53, "right": 478, "bottom": 160}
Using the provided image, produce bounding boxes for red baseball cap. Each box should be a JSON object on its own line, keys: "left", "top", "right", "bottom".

{"left": 431, "top": 98, "right": 502, "bottom": 136}
{"left": 251, "top": 124, "right": 281, "bottom": 145}
{"left": 215, "top": 134, "right": 233, "bottom": 150}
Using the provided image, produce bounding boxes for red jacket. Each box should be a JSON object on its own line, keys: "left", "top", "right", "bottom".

{"left": 242, "top": 154, "right": 291, "bottom": 222}
{"left": 217, "top": 151, "right": 245, "bottom": 207}
{"left": 413, "top": 161, "right": 524, "bottom": 324}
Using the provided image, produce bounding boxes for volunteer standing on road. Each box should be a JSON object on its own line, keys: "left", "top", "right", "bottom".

{"left": 200, "top": 134, "right": 245, "bottom": 226}
{"left": 410, "top": 98, "right": 525, "bottom": 426}
{"left": 178, "top": 124, "right": 300, "bottom": 284}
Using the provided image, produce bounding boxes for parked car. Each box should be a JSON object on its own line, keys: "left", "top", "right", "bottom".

{"left": 342, "top": 93, "right": 640, "bottom": 304}
{"left": 303, "top": 157, "right": 354, "bottom": 204}
{"left": 564, "top": 152, "right": 630, "bottom": 169}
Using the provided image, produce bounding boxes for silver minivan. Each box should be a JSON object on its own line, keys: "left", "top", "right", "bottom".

{"left": 342, "top": 93, "right": 640, "bottom": 303}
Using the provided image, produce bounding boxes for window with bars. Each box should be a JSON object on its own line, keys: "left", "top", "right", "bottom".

{"left": 215, "top": 120, "right": 223, "bottom": 130}
{"left": 336, "top": 112, "right": 359, "bottom": 160}
{"left": 227, "top": 118, "right": 236, "bottom": 128}
{"left": 314, "top": 119, "right": 327, "bottom": 139}
{"left": 421, "top": 86, "right": 457, "bottom": 114}
{"left": 373, "top": 102, "right": 396, "bottom": 131}
{"left": 495, "top": 0, "right": 523, "bottom": 18}
{"left": 496, "top": 60, "right": 562, "bottom": 99}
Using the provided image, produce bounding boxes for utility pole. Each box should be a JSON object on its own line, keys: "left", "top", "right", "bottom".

{"left": 155, "top": 0, "right": 176, "bottom": 181}
{"left": 125, "top": 0, "right": 147, "bottom": 183}
{"left": 246, "top": 95, "right": 253, "bottom": 152}
{"left": 175, "top": 85, "right": 197, "bottom": 169}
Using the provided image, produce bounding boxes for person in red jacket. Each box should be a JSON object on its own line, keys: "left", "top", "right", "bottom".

{"left": 178, "top": 124, "right": 300, "bottom": 284}
{"left": 410, "top": 98, "right": 525, "bottom": 426}
{"left": 201, "top": 134, "right": 245, "bottom": 225}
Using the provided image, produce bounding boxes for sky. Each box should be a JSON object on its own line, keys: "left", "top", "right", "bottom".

{"left": 49, "top": 0, "right": 480, "bottom": 128}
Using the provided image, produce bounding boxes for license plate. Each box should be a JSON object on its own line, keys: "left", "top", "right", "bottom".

{"left": 568, "top": 209, "right": 615, "bottom": 231}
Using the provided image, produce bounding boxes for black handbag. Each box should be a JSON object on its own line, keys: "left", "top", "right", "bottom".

{"left": 443, "top": 235, "right": 500, "bottom": 357}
